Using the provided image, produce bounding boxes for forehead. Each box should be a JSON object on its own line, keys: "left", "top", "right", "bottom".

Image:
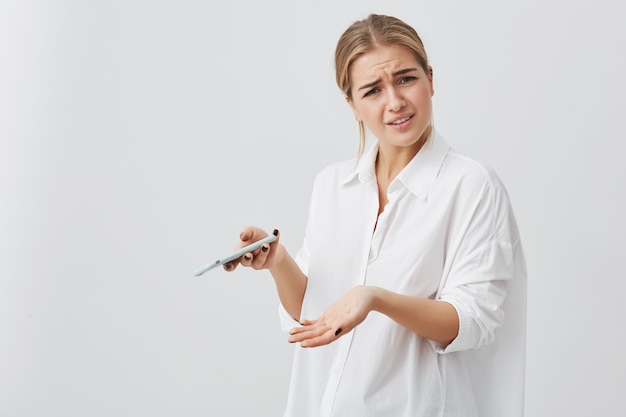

{"left": 351, "top": 44, "right": 420, "bottom": 80}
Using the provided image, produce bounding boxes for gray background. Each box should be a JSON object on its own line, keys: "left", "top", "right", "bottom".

{"left": 2, "top": 0, "right": 625, "bottom": 415}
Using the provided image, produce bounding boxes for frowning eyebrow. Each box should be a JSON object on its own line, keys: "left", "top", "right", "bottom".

{"left": 357, "top": 68, "right": 419, "bottom": 91}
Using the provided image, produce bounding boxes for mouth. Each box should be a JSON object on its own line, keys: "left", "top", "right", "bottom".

{"left": 387, "top": 115, "right": 413, "bottom": 126}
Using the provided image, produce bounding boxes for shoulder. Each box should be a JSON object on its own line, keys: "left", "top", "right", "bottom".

{"left": 442, "top": 144, "right": 521, "bottom": 242}
{"left": 442, "top": 146, "right": 509, "bottom": 198}
{"left": 445, "top": 146, "right": 498, "bottom": 182}
{"left": 432, "top": 140, "right": 517, "bottom": 235}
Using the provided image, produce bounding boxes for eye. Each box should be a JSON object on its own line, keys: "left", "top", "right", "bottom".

{"left": 398, "top": 76, "right": 417, "bottom": 84}
{"left": 363, "top": 87, "right": 381, "bottom": 98}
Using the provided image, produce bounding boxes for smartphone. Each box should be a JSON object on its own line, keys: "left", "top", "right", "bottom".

{"left": 193, "top": 234, "right": 277, "bottom": 276}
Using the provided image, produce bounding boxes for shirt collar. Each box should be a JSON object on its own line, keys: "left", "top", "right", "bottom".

{"left": 341, "top": 130, "right": 451, "bottom": 201}
{"left": 340, "top": 141, "right": 379, "bottom": 185}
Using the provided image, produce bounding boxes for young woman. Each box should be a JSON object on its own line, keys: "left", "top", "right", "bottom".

{"left": 224, "top": 14, "right": 527, "bottom": 417}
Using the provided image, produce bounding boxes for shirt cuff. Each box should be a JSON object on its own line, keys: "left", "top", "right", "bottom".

{"left": 278, "top": 303, "right": 302, "bottom": 334}
{"left": 432, "top": 299, "right": 471, "bottom": 354}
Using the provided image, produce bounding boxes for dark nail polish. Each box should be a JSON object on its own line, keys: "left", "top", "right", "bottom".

{"left": 224, "top": 263, "right": 232, "bottom": 270}
{"left": 261, "top": 245, "right": 268, "bottom": 253}
{"left": 273, "top": 229, "right": 279, "bottom": 236}
{"left": 243, "top": 254, "right": 251, "bottom": 261}
{"left": 335, "top": 328, "right": 343, "bottom": 337}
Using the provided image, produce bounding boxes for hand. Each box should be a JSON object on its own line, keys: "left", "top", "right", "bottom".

{"left": 288, "top": 286, "right": 374, "bottom": 348}
{"left": 223, "top": 226, "right": 281, "bottom": 272}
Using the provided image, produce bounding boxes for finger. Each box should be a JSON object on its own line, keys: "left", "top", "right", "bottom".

{"left": 288, "top": 323, "right": 329, "bottom": 343}
{"left": 238, "top": 225, "right": 255, "bottom": 242}
{"left": 289, "top": 319, "right": 318, "bottom": 334}
{"left": 223, "top": 260, "right": 238, "bottom": 272}
{"left": 271, "top": 228, "right": 280, "bottom": 245}
{"left": 289, "top": 326, "right": 311, "bottom": 336}
{"left": 303, "top": 323, "right": 349, "bottom": 347}
{"left": 239, "top": 252, "right": 254, "bottom": 267}
{"left": 252, "top": 243, "right": 271, "bottom": 268}
{"left": 300, "top": 329, "right": 340, "bottom": 348}
{"left": 253, "top": 229, "right": 280, "bottom": 269}
{"left": 248, "top": 228, "right": 280, "bottom": 252}
{"left": 290, "top": 320, "right": 347, "bottom": 345}
{"left": 239, "top": 225, "right": 265, "bottom": 243}
{"left": 289, "top": 328, "right": 326, "bottom": 344}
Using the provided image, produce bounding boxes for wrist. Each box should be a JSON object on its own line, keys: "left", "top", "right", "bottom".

{"left": 268, "top": 243, "right": 288, "bottom": 271}
{"left": 368, "top": 286, "right": 389, "bottom": 313}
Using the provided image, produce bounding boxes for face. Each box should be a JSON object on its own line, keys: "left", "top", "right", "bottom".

{"left": 347, "top": 44, "right": 434, "bottom": 151}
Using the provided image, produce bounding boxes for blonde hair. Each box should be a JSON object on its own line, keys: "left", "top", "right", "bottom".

{"left": 335, "top": 14, "right": 431, "bottom": 157}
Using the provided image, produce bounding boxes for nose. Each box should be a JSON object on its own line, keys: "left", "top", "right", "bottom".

{"left": 386, "top": 87, "right": 405, "bottom": 112}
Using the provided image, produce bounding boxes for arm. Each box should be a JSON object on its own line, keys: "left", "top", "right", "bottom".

{"left": 370, "top": 287, "right": 458, "bottom": 346}
{"left": 267, "top": 243, "right": 307, "bottom": 321}
{"left": 288, "top": 285, "right": 458, "bottom": 348}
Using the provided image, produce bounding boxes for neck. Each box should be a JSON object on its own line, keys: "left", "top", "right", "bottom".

{"left": 376, "top": 129, "right": 430, "bottom": 183}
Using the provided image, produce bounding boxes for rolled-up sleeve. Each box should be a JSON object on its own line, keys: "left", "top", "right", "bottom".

{"left": 278, "top": 303, "right": 301, "bottom": 333}
{"left": 436, "top": 261, "right": 509, "bottom": 353}
{"left": 433, "top": 174, "right": 521, "bottom": 354}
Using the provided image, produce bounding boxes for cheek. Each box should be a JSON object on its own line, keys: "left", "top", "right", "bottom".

{"left": 358, "top": 102, "right": 382, "bottom": 123}
{"left": 416, "top": 90, "right": 433, "bottom": 113}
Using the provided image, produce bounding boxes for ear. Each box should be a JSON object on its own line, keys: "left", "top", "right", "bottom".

{"left": 346, "top": 96, "right": 362, "bottom": 122}
{"left": 427, "top": 65, "right": 434, "bottom": 96}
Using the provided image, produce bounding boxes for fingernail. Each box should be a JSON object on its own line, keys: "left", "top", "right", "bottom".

{"left": 273, "top": 229, "right": 279, "bottom": 236}
{"left": 261, "top": 245, "right": 268, "bottom": 253}
{"left": 335, "top": 328, "right": 343, "bottom": 337}
{"left": 224, "top": 263, "right": 232, "bottom": 270}
{"left": 243, "top": 254, "right": 251, "bottom": 261}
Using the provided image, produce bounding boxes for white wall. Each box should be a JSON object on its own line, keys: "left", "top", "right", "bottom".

{"left": 1, "top": 0, "right": 624, "bottom": 415}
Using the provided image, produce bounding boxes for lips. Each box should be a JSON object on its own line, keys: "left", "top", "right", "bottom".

{"left": 387, "top": 114, "right": 413, "bottom": 125}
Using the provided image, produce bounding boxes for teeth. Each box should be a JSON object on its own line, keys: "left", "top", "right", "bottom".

{"left": 391, "top": 116, "right": 410, "bottom": 125}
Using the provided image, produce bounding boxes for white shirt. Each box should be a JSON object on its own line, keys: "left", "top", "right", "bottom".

{"left": 279, "top": 132, "right": 527, "bottom": 417}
